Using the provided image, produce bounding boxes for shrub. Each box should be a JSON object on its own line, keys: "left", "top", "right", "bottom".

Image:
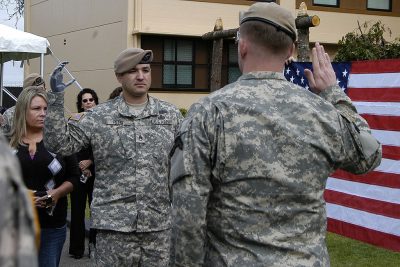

{"left": 334, "top": 21, "right": 400, "bottom": 62}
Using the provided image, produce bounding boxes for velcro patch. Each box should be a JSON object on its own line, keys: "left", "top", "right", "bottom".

{"left": 69, "top": 112, "right": 85, "bottom": 122}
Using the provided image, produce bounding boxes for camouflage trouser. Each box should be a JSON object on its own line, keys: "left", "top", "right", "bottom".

{"left": 93, "top": 229, "right": 170, "bottom": 267}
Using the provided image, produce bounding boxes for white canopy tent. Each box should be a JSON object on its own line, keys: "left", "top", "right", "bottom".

{"left": 0, "top": 24, "right": 50, "bottom": 105}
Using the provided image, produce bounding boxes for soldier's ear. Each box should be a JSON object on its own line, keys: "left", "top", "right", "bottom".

{"left": 115, "top": 73, "right": 123, "bottom": 83}
{"left": 239, "top": 38, "right": 247, "bottom": 59}
{"left": 287, "top": 43, "right": 295, "bottom": 60}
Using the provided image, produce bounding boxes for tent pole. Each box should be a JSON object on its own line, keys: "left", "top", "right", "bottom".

{"left": 40, "top": 53, "right": 44, "bottom": 77}
{"left": 0, "top": 53, "right": 3, "bottom": 106}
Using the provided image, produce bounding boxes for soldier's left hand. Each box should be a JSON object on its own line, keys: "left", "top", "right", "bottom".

{"left": 304, "top": 42, "right": 336, "bottom": 94}
{"left": 50, "top": 61, "right": 75, "bottom": 93}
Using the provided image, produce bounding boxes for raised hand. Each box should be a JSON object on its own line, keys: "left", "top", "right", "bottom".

{"left": 50, "top": 61, "right": 76, "bottom": 92}
{"left": 304, "top": 42, "right": 337, "bottom": 94}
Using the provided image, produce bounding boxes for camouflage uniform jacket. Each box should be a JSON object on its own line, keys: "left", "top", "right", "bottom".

{"left": 44, "top": 93, "right": 183, "bottom": 232}
{"left": 169, "top": 72, "right": 382, "bottom": 267}
{"left": 0, "top": 106, "right": 15, "bottom": 137}
{"left": 0, "top": 135, "right": 38, "bottom": 267}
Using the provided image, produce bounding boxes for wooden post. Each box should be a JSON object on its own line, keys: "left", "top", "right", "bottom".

{"left": 295, "top": 2, "right": 320, "bottom": 62}
{"left": 209, "top": 18, "right": 223, "bottom": 92}
{"left": 202, "top": 25, "right": 237, "bottom": 91}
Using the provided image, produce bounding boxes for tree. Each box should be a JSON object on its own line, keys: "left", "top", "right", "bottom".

{"left": 0, "top": 0, "right": 24, "bottom": 20}
{"left": 334, "top": 21, "right": 400, "bottom": 62}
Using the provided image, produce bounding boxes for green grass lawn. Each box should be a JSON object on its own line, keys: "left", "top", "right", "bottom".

{"left": 327, "top": 232, "right": 400, "bottom": 267}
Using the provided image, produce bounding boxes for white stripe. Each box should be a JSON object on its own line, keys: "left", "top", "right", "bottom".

{"left": 326, "top": 203, "right": 400, "bottom": 236}
{"left": 326, "top": 177, "right": 400, "bottom": 204}
{"left": 348, "top": 73, "right": 400, "bottom": 88}
{"left": 371, "top": 129, "right": 400, "bottom": 147}
{"left": 354, "top": 102, "right": 400, "bottom": 116}
{"left": 374, "top": 158, "right": 400, "bottom": 175}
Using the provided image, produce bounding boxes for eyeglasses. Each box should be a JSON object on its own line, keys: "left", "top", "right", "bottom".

{"left": 235, "top": 31, "right": 240, "bottom": 44}
{"left": 33, "top": 77, "right": 45, "bottom": 86}
{"left": 82, "top": 98, "right": 94, "bottom": 103}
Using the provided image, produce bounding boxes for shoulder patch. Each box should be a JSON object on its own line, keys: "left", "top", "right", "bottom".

{"left": 69, "top": 112, "right": 85, "bottom": 122}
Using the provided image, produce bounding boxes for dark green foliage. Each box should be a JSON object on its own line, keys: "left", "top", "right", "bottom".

{"left": 334, "top": 21, "right": 400, "bottom": 62}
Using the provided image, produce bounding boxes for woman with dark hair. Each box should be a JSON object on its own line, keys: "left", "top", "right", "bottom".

{"left": 76, "top": 88, "right": 99, "bottom": 113}
{"left": 10, "top": 86, "right": 78, "bottom": 267}
{"left": 69, "top": 88, "right": 98, "bottom": 259}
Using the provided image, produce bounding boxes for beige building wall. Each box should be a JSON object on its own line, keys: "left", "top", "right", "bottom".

{"left": 25, "top": 0, "right": 400, "bottom": 110}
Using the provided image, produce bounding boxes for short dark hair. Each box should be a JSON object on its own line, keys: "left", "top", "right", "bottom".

{"left": 240, "top": 21, "right": 293, "bottom": 55}
{"left": 76, "top": 88, "right": 99, "bottom": 112}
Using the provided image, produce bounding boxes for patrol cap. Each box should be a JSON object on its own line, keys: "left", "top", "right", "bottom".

{"left": 23, "top": 73, "right": 45, "bottom": 89}
{"left": 240, "top": 2, "right": 297, "bottom": 41}
{"left": 114, "top": 48, "right": 153, "bottom": 74}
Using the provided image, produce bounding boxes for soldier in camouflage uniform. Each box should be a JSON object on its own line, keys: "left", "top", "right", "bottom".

{"left": 43, "top": 48, "right": 183, "bottom": 266}
{"left": 0, "top": 134, "right": 38, "bottom": 267}
{"left": 169, "top": 3, "right": 382, "bottom": 267}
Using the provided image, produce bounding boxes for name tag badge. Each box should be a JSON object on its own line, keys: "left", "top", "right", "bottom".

{"left": 48, "top": 158, "right": 62, "bottom": 176}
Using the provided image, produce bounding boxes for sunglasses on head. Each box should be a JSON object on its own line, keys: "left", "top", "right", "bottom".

{"left": 82, "top": 98, "right": 94, "bottom": 103}
{"left": 33, "top": 77, "right": 45, "bottom": 86}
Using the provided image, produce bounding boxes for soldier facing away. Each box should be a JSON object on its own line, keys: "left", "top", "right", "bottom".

{"left": 43, "top": 48, "right": 183, "bottom": 266}
{"left": 169, "top": 2, "right": 382, "bottom": 267}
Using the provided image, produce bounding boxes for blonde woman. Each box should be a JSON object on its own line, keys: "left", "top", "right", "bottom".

{"left": 10, "top": 86, "right": 79, "bottom": 267}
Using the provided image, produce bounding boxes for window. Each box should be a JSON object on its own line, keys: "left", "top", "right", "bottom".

{"left": 313, "top": 0, "right": 339, "bottom": 7}
{"left": 367, "top": 0, "right": 391, "bottom": 11}
{"left": 141, "top": 35, "right": 211, "bottom": 91}
{"left": 228, "top": 43, "right": 241, "bottom": 83}
{"left": 163, "top": 39, "right": 194, "bottom": 88}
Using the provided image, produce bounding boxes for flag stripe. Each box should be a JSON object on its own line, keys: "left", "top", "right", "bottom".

{"left": 331, "top": 169, "right": 400, "bottom": 188}
{"left": 326, "top": 203, "right": 400, "bottom": 236}
{"left": 382, "top": 145, "right": 400, "bottom": 160}
{"left": 348, "top": 88, "right": 400, "bottom": 102}
{"left": 373, "top": 158, "right": 400, "bottom": 174}
{"left": 354, "top": 101, "right": 400, "bottom": 116}
{"left": 327, "top": 219, "right": 400, "bottom": 252}
{"left": 324, "top": 190, "right": 400, "bottom": 219}
{"left": 371, "top": 130, "right": 400, "bottom": 147}
{"left": 361, "top": 114, "right": 400, "bottom": 131}
{"left": 326, "top": 178, "right": 400, "bottom": 204}
{"left": 350, "top": 59, "right": 400, "bottom": 74}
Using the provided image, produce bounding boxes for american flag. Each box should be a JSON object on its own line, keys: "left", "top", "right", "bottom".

{"left": 284, "top": 60, "right": 400, "bottom": 252}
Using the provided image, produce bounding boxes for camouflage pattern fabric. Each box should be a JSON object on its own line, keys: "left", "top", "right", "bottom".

{"left": 169, "top": 72, "right": 382, "bottom": 267}
{"left": 0, "top": 106, "right": 15, "bottom": 137}
{"left": 95, "top": 229, "right": 171, "bottom": 266}
{"left": 0, "top": 135, "right": 38, "bottom": 267}
{"left": 44, "top": 93, "right": 182, "bottom": 233}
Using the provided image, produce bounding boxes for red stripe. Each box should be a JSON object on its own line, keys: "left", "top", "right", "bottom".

{"left": 327, "top": 218, "right": 400, "bottom": 252}
{"left": 382, "top": 145, "right": 400, "bottom": 160}
{"left": 361, "top": 114, "right": 400, "bottom": 131}
{"left": 324, "top": 190, "right": 400, "bottom": 219}
{"left": 351, "top": 59, "right": 400, "bottom": 74}
{"left": 331, "top": 169, "right": 400, "bottom": 188}
{"left": 347, "top": 88, "right": 400, "bottom": 102}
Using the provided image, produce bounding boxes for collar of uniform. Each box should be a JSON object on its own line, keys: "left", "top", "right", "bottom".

{"left": 238, "top": 71, "right": 287, "bottom": 81}
{"left": 117, "top": 95, "right": 160, "bottom": 118}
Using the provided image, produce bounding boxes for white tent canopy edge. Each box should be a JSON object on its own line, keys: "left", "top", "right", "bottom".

{"left": 0, "top": 23, "right": 50, "bottom": 106}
